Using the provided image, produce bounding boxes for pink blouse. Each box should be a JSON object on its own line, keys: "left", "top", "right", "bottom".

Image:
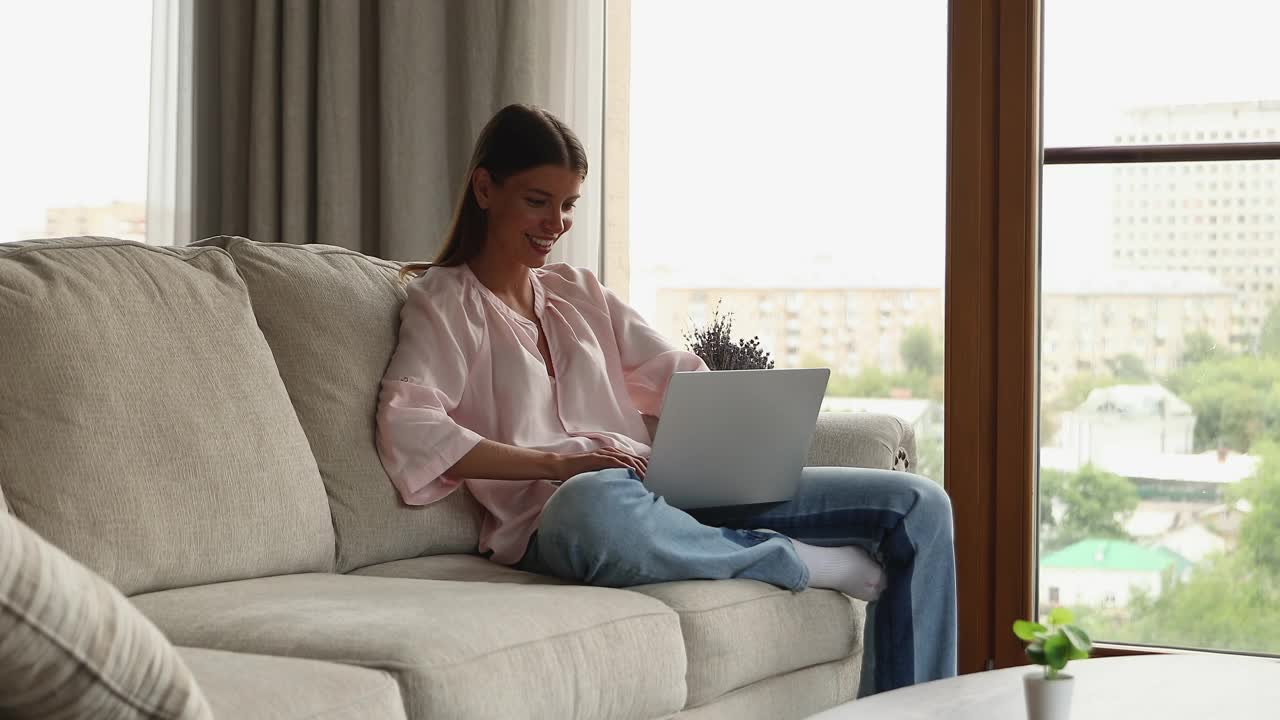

{"left": 375, "top": 263, "right": 708, "bottom": 565}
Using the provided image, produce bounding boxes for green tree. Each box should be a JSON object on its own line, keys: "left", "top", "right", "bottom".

{"left": 1097, "top": 443, "right": 1280, "bottom": 653}
{"left": 1103, "top": 353, "right": 1148, "bottom": 382}
{"left": 915, "top": 433, "right": 944, "bottom": 487}
{"left": 1166, "top": 356, "right": 1280, "bottom": 452}
{"left": 1261, "top": 305, "right": 1280, "bottom": 359}
{"left": 1180, "top": 330, "right": 1220, "bottom": 366}
{"left": 1039, "top": 465, "right": 1139, "bottom": 553}
{"left": 1110, "top": 556, "right": 1280, "bottom": 652}
{"left": 1236, "top": 440, "right": 1280, "bottom": 571}
{"left": 826, "top": 367, "right": 887, "bottom": 397}
{"left": 900, "top": 325, "right": 941, "bottom": 376}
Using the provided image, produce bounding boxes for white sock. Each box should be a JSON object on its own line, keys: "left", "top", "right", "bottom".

{"left": 780, "top": 536, "right": 886, "bottom": 602}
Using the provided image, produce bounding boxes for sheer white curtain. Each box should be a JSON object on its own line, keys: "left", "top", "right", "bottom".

{"left": 146, "top": 0, "right": 194, "bottom": 247}
{"left": 545, "top": 0, "right": 606, "bottom": 272}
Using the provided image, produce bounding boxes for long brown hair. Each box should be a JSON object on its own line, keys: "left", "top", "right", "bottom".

{"left": 398, "top": 104, "right": 588, "bottom": 282}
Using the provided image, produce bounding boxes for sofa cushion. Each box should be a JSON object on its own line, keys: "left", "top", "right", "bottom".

{"left": 809, "top": 413, "right": 916, "bottom": 471}
{"left": 0, "top": 237, "right": 335, "bottom": 594}
{"left": 629, "top": 580, "right": 862, "bottom": 709}
{"left": 131, "top": 573, "right": 687, "bottom": 720}
{"left": 670, "top": 655, "right": 858, "bottom": 720}
{"left": 191, "top": 236, "right": 481, "bottom": 572}
{"left": 0, "top": 511, "right": 212, "bottom": 719}
{"left": 350, "top": 553, "right": 570, "bottom": 584}
{"left": 350, "top": 555, "right": 863, "bottom": 711}
{"left": 179, "top": 647, "right": 406, "bottom": 720}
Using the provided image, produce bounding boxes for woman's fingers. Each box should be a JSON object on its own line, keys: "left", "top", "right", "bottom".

{"left": 592, "top": 447, "right": 648, "bottom": 478}
{"left": 599, "top": 448, "right": 644, "bottom": 477}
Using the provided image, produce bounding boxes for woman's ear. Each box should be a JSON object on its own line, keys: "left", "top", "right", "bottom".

{"left": 472, "top": 168, "right": 494, "bottom": 210}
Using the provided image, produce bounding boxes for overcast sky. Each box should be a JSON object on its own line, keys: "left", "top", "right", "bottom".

{"left": 0, "top": 1, "right": 152, "bottom": 240}
{"left": 2, "top": 0, "right": 1278, "bottom": 299}
{"left": 628, "top": 0, "right": 1280, "bottom": 314}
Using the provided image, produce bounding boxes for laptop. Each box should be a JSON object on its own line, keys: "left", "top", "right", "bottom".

{"left": 641, "top": 368, "right": 830, "bottom": 509}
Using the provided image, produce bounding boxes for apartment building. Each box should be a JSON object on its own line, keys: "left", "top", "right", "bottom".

{"left": 657, "top": 268, "right": 1232, "bottom": 399}
{"left": 1110, "top": 101, "right": 1280, "bottom": 348}
{"left": 44, "top": 202, "right": 146, "bottom": 244}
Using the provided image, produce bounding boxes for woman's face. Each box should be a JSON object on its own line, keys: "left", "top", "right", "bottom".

{"left": 473, "top": 164, "right": 582, "bottom": 269}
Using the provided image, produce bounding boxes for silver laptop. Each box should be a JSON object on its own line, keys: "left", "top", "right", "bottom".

{"left": 642, "top": 368, "right": 830, "bottom": 509}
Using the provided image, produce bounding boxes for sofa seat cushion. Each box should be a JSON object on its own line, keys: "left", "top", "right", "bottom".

{"left": 0, "top": 237, "right": 334, "bottom": 594}
{"left": 191, "top": 236, "right": 482, "bottom": 572}
{"left": 628, "top": 581, "right": 863, "bottom": 709}
{"left": 179, "top": 647, "right": 405, "bottom": 720}
{"left": 131, "top": 573, "right": 687, "bottom": 720}
{"left": 350, "top": 556, "right": 863, "bottom": 711}
{"left": 670, "top": 655, "right": 858, "bottom": 720}
{"left": 350, "top": 553, "right": 570, "bottom": 584}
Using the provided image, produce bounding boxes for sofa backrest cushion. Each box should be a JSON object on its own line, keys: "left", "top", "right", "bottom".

{"left": 191, "top": 236, "right": 481, "bottom": 572}
{"left": 0, "top": 238, "right": 335, "bottom": 595}
{"left": 0, "top": 510, "right": 214, "bottom": 719}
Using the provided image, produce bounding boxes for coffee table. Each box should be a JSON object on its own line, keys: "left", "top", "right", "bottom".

{"left": 806, "top": 654, "right": 1279, "bottom": 719}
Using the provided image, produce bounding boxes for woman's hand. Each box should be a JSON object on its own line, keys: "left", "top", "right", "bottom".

{"left": 552, "top": 447, "right": 648, "bottom": 482}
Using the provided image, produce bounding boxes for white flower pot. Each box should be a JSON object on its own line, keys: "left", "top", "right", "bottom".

{"left": 1023, "top": 672, "right": 1074, "bottom": 720}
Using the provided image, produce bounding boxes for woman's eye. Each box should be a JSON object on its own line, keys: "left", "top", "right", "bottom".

{"left": 564, "top": 204, "right": 577, "bottom": 212}
{"left": 525, "top": 198, "right": 546, "bottom": 208}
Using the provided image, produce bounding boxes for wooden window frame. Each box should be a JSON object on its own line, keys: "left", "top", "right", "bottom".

{"left": 955, "top": 1, "right": 1280, "bottom": 668}
{"left": 947, "top": 0, "right": 1040, "bottom": 672}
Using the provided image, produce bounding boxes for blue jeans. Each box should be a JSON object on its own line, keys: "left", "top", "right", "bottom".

{"left": 514, "top": 467, "right": 958, "bottom": 696}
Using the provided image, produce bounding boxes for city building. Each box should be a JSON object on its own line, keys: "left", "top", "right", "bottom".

{"left": 1110, "top": 101, "right": 1280, "bottom": 349}
{"left": 818, "top": 397, "right": 940, "bottom": 440}
{"left": 1053, "top": 384, "right": 1196, "bottom": 467}
{"left": 1151, "top": 523, "right": 1228, "bottom": 565}
{"left": 656, "top": 267, "right": 1232, "bottom": 398}
{"left": 44, "top": 202, "right": 146, "bottom": 243}
{"left": 1040, "top": 539, "right": 1190, "bottom": 609}
{"left": 654, "top": 281, "right": 943, "bottom": 377}
{"left": 1040, "top": 271, "right": 1234, "bottom": 399}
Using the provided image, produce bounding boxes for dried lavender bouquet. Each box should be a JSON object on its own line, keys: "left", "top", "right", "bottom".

{"left": 683, "top": 302, "right": 775, "bottom": 371}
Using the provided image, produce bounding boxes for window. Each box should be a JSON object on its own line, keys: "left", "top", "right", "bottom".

{"left": 625, "top": 0, "right": 947, "bottom": 484}
{"left": 1, "top": 2, "right": 154, "bottom": 244}
{"left": 1041, "top": 0, "right": 1280, "bottom": 656}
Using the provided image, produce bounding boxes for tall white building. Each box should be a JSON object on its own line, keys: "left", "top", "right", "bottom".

{"left": 1110, "top": 101, "right": 1280, "bottom": 349}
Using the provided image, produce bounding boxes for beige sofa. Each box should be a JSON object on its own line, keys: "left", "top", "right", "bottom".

{"left": 0, "top": 236, "right": 918, "bottom": 719}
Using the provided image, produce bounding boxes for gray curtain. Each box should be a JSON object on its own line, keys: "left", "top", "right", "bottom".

{"left": 193, "top": 0, "right": 563, "bottom": 260}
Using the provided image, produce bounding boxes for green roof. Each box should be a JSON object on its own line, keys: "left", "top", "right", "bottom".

{"left": 1041, "top": 539, "right": 1189, "bottom": 572}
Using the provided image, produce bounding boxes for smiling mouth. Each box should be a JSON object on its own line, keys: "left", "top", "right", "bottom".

{"left": 526, "top": 234, "right": 555, "bottom": 252}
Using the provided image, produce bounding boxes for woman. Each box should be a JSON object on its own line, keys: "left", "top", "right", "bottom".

{"left": 375, "top": 104, "right": 956, "bottom": 696}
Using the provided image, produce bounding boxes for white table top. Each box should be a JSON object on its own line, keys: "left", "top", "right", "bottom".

{"left": 807, "top": 654, "right": 1280, "bottom": 719}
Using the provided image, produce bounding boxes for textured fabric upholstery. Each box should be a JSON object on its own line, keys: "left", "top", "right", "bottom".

{"left": 191, "top": 236, "right": 482, "bottom": 572}
{"left": 0, "top": 237, "right": 334, "bottom": 594}
{"left": 132, "top": 573, "right": 688, "bottom": 720}
{"left": 629, "top": 580, "right": 862, "bottom": 709}
{"left": 179, "top": 647, "right": 406, "bottom": 720}
{"left": 351, "top": 555, "right": 862, "bottom": 711}
{"left": 0, "top": 512, "right": 211, "bottom": 719}
{"left": 350, "top": 553, "right": 571, "bottom": 584}
{"left": 669, "top": 655, "right": 858, "bottom": 720}
{"left": 808, "top": 412, "right": 917, "bottom": 472}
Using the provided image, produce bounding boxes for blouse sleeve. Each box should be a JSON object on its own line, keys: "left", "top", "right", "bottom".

{"left": 375, "top": 276, "right": 486, "bottom": 506}
{"left": 600, "top": 278, "right": 709, "bottom": 417}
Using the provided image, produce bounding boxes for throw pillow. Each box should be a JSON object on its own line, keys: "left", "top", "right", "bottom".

{"left": 0, "top": 511, "right": 212, "bottom": 719}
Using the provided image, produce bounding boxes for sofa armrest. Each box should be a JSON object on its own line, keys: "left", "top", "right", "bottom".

{"left": 806, "top": 412, "right": 916, "bottom": 471}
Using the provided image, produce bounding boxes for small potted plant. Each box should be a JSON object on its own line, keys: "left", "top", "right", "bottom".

{"left": 1012, "top": 607, "right": 1092, "bottom": 720}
